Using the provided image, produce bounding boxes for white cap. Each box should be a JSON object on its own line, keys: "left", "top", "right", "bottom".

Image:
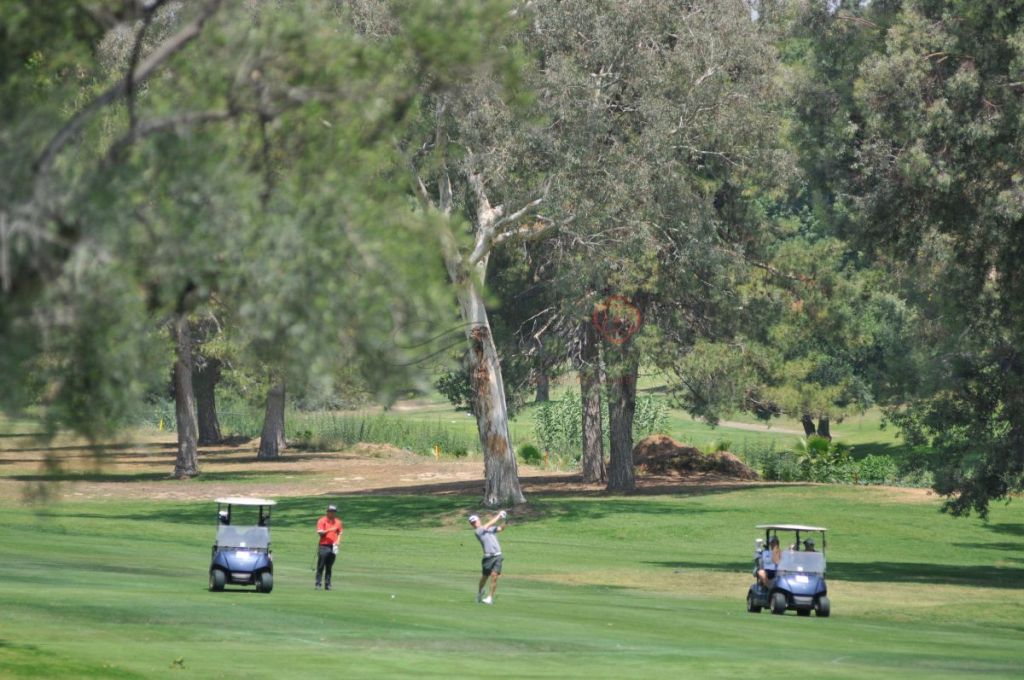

{"left": 468, "top": 515, "right": 479, "bottom": 524}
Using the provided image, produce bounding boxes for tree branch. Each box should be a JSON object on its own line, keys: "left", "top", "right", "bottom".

{"left": 104, "top": 109, "right": 234, "bottom": 164}
{"left": 491, "top": 217, "right": 556, "bottom": 249}
{"left": 33, "top": 0, "right": 224, "bottom": 174}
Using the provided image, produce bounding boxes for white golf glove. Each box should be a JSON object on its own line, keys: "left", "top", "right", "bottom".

{"left": 499, "top": 510, "right": 507, "bottom": 519}
{"left": 332, "top": 543, "right": 339, "bottom": 555}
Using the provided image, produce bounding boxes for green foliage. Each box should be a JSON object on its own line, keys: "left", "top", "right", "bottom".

{"left": 791, "top": 0, "right": 1024, "bottom": 515}
{"left": 792, "top": 436, "right": 854, "bottom": 483}
{"left": 534, "top": 390, "right": 667, "bottom": 460}
{"left": 434, "top": 368, "right": 475, "bottom": 413}
{"left": 2, "top": 0, "right": 531, "bottom": 441}
{"left": 705, "top": 439, "right": 733, "bottom": 454}
{"left": 517, "top": 443, "right": 542, "bottom": 465}
{"left": 632, "top": 394, "right": 669, "bottom": 441}
{"left": 534, "top": 392, "right": 582, "bottom": 458}
{"left": 285, "top": 412, "right": 479, "bottom": 457}
{"left": 858, "top": 454, "right": 900, "bottom": 486}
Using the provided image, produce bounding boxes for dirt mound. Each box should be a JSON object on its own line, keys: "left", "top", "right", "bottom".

{"left": 633, "top": 435, "right": 759, "bottom": 480}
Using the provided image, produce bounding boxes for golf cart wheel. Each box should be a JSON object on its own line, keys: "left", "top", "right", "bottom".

{"left": 746, "top": 593, "right": 762, "bottom": 614}
{"left": 258, "top": 571, "right": 273, "bottom": 594}
{"left": 816, "top": 596, "right": 830, "bottom": 618}
{"left": 797, "top": 609, "right": 811, "bottom": 617}
{"left": 209, "top": 569, "right": 226, "bottom": 592}
{"left": 770, "top": 592, "right": 787, "bottom": 615}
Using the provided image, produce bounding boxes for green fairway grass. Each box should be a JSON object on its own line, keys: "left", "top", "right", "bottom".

{"left": 1, "top": 486, "right": 1022, "bottom": 678}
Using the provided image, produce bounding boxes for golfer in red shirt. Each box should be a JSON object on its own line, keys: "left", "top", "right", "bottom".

{"left": 315, "top": 503, "right": 343, "bottom": 590}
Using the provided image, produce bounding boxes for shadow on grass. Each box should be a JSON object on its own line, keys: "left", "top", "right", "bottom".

{"left": 76, "top": 492, "right": 734, "bottom": 531}
{"left": 953, "top": 542, "right": 1024, "bottom": 553}
{"left": 645, "top": 559, "right": 1024, "bottom": 589}
{"left": 847, "top": 441, "right": 920, "bottom": 462}
{"left": 985, "top": 522, "right": 1024, "bottom": 537}
{"left": 339, "top": 475, "right": 793, "bottom": 499}
{"left": 2, "top": 442, "right": 177, "bottom": 453}
{"left": 9, "top": 470, "right": 316, "bottom": 483}
{"left": 0, "top": 640, "right": 39, "bottom": 651}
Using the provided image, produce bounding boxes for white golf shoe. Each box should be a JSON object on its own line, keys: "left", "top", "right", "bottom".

{"left": 481, "top": 595, "right": 493, "bottom": 605}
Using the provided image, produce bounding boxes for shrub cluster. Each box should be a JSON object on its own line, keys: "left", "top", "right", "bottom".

{"left": 745, "top": 436, "right": 931, "bottom": 487}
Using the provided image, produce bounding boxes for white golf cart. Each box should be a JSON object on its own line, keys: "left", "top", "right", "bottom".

{"left": 209, "top": 497, "right": 276, "bottom": 593}
{"left": 746, "top": 523, "right": 830, "bottom": 617}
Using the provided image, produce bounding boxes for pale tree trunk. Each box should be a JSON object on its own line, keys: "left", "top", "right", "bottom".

{"left": 605, "top": 353, "right": 639, "bottom": 492}
{"left": 453, "top": 269, "right": 526, "bottom": 507}
{"left": 424, "top": 140, "right": 547, "bottom": 507}
{"left": 257, "top": 382, "right": 286, "bottom": 460}
{"left": 171, "top": 314, "right": 199, "bottom": 478}
{"left": 193, "top": 355, "right": 222, "bottom": 445}
{"left": 578, "top": 323, "right": 606, "bottom": 483}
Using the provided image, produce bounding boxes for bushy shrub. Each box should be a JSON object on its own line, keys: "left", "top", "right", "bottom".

{"left": 518, "top": 444, "right": 543, "bottom": 465}
{"left": 857, "top": 454, "right": 899, "bottom": 485}
{"left": 759, "top": 451, "right": 804, "bottom": 482}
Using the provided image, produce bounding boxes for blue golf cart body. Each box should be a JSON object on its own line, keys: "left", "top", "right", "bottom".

{"left": 208, "top": 497, "right": 275, "bottom": 594}
{"left": 746, "top": 524, "right": 830, "bottom": 617}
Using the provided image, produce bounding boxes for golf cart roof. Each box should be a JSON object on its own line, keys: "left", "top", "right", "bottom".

{"left": 215, "top": 497, "right": 277, "bottom": 506}
{"left": 756, "top": 524, "right": 827, "bottom": 532}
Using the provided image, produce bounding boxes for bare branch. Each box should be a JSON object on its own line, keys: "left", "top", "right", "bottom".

{"left": 33, "top": 0, "right": 224, "bottom": 174}
{"left": 491, "top": 218, "right": 558, "bottom": 250}
{"left": 415, "top": 175, "right": 434, "bottom": 208}
{"left": 126, "top": 0, "right": 172, "bottom": 132}
{"left": 491, "top": 192, "right": 544, "bottom": 233}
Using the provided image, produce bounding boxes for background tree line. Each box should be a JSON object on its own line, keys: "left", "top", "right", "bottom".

{"left": 2, "top": 0, "right": 1021, "bottom": 515}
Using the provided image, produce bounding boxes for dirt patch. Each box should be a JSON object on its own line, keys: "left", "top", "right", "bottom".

{"left": 633, "top": 435, "right": 759, "bottom": 480}
{"left": 0, "top": 432, "right": 922, "bottom": 505}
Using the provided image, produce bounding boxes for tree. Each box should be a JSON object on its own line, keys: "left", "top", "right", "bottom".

{"left": 793, "top": 0, "right": 1024, "bottom": 515}
{"left": 525, "top": 0, "right": 784, "bottom": 490}
{"left": 171, "top": 313, "right": 199, "bottom": 478}
{"left": 0, "top": 1, "right": 477, "bottom": 479}
{"left": 407, "top": 0, "right": 562, "bottom": 507}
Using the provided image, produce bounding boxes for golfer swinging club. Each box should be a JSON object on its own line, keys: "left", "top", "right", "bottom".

{"left": 315, "top": 503, "right": 343, "bottom": 590}
{"left": 469, "top": 510, "right": 507, "bottom": 604}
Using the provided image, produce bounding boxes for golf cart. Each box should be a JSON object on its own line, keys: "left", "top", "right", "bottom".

{"left": 746, "top": 524, "right": 829, "bottom": 617}
{"left": 209, "top": 497, "right": 275, "bottom": 593}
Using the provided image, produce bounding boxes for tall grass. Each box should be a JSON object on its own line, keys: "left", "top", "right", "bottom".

{"left": 143, "top": 400, "right": 479, "bottom": 457}
{"left": 288, "top": 412, "right": 479, "bottom": 457}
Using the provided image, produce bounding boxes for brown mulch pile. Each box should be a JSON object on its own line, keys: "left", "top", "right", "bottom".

{"left": 633, "top": 434, "right": 760, "bottom": 480}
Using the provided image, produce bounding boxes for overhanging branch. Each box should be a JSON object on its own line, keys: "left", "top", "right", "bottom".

{"left": 33, "top": 0, "right": 224, "bottom": 175}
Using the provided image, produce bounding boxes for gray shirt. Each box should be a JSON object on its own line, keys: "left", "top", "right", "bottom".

{"left": 475, "top": 526, "right": 502, "bottom": 556}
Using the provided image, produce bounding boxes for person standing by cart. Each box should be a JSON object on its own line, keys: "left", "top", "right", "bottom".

{"left": 315, "top": 504, "right": 343, "bottom": 590}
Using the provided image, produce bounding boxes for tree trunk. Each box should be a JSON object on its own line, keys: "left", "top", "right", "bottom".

{"left": 578, "top": 323, "right": 606, "bottom": 483}
{"left": 816, "top": 416, "right": 832, "bottom": 441}
{"left": 535, "top": 367, "right": 550, "bottom": 403}
{"left": 193, "top": 355, "right": 222, "bottom": 446}
{"left": 801, "top": 414, "right": 816, "bottom": 437}
{"left": 171, "top": 315, "right": 199, "bottom": 478}
{"left": 462, "top": 290, "right": 526, "bottom": 507}
{"left": 445, "top": 248, "right": 525, "bottom": 507}
{"left": 433, "top": 159, "right": 526, "bottom": 507}
{"left": 257, "top": 382, "right": 286, "bottom": 460}
{"left": 605, "top": 354, "right": 639, "bottom": 492}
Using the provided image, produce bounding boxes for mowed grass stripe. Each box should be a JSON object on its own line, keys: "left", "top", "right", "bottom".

{"left": 1, "top": 486, "right": 1022, "bottom": 678}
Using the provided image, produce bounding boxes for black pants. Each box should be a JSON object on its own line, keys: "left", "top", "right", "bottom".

{"left": 316, "top": 545, "right": 337, "bottom": 586}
